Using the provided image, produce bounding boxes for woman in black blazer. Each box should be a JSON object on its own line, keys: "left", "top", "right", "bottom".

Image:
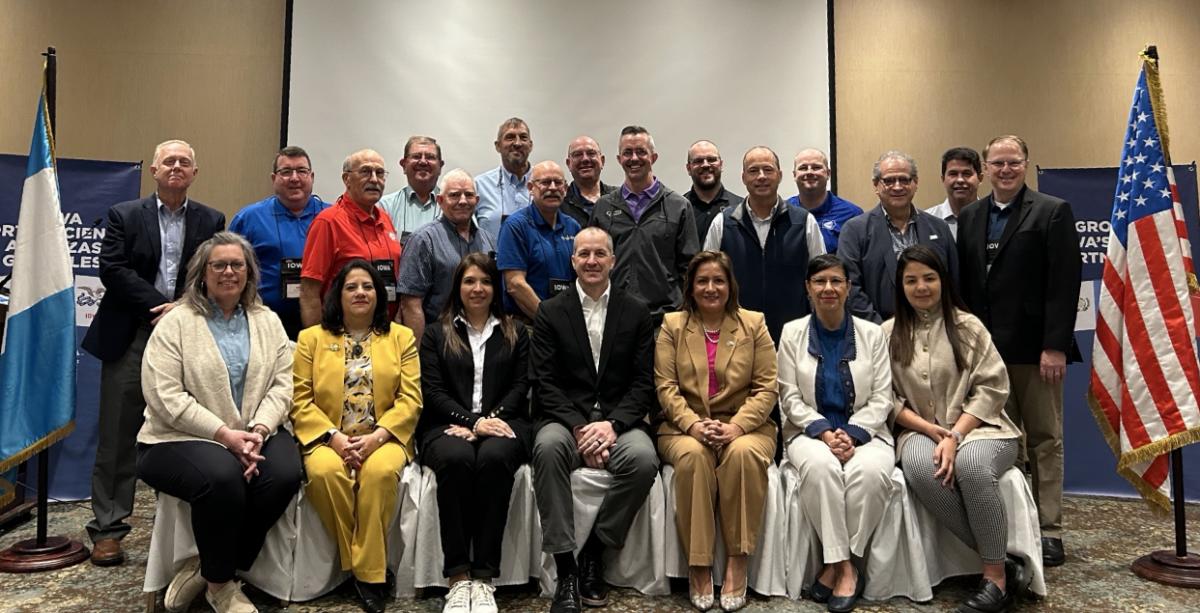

{"left": 418, "top": 252, "right": 530, "bottom": 613}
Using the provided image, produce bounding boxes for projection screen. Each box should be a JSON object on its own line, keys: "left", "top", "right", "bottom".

{"left": 288, "top": 0, "right": 832, "bottom": 201}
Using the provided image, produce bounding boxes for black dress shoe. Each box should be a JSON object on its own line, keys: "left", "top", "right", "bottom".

{"left": 826, "top": 567, "right": 864, "bottom": 613}
{"left": 1004, "top": 555, "right": 1029, "bottom": 600}
{"left": 578, "top": 550, "right": 609, "bottom": 607}
{"left": 1041, "top": 537, "right": 1066, "bottom": 567}
{"left": 353, "top": 579, "right": 388, "bottom": 613}
{"left": 809, "top": 577, "right": 833, "bottom": 603}
{"left": 955, "top": 578, "right": 1012, "bottom": 613}
{"left": 551, "top": 573, "right": 583, "bottom": 613}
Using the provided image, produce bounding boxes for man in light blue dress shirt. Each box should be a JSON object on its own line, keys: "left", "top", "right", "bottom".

{"left": 475, "top": 118, "right": 533, "bottom": 243}
{"left": 378, "top": 135, "right": 444, "bottom": 245}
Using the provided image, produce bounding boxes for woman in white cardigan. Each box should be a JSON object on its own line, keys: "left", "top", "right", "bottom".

{"left": 136, "top": 232, "right": 301, "bottom": 613}
{"left": 777, "top": 254, "right": 894, "bottom": 613}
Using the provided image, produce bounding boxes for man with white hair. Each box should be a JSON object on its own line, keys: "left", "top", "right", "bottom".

{"left": 397, "top": 168, "right": 496, "bottom": 340}
{"left": 786, "top": 148, "right": 863, "bottom": 252}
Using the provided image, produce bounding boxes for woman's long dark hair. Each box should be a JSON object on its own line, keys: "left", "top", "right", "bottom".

{"left": 438, "top": 252, "right": 516, "bottom": 357}
{"left": 321, "top": 259, "right": 391, "bottom": 335}
{"left": 889, "top": 245, "right": 970, "bottom": 370}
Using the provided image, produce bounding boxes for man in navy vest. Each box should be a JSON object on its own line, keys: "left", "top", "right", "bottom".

{"left": 704, "top": 146, "right": 825, "bottom": 343}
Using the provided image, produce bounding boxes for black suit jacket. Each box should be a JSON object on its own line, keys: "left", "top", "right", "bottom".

{"left": 416, "top": 318, "right": 531, "bottom": 447}
{"left": 838, "top": 205, "right": 959, "bottom": 322}
{"left": 530, "top": 284, "right": 656, "bottom": 432}
{"left": 956, "top": 186, "right": 1082, "bottom": 364}
{"left": 81, "top": 195, "right": 226, "bottom": 362}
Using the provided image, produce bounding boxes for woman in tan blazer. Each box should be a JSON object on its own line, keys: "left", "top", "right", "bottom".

{"left": 656, "top": 251, "right": 778, "bottom": 612}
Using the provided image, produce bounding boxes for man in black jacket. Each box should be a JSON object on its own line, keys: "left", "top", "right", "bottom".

{"left": 530, "top": 226, "right": 659, "bottom": 612}
{"left": 956, "top": 135, "right": 1081, "bottom": 567}
{"left": 80, "top": 139, "right": 225, "bottom": 566}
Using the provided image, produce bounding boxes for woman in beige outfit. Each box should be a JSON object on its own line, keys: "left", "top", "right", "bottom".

{"left": 656, "top": 251, "right": 778, "bottom": 612}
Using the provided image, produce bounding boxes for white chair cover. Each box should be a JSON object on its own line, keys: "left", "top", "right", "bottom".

{"left": 659, "top": 464, "right": 788, "bottom": 596}
{"left": 537, "top": 467, "right": 669, "bottom": 597}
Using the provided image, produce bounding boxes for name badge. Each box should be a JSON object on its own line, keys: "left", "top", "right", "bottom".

{"left": 548, "top": 278, "right": 571, "bottom": 297}
{"left": 373, "top": 259, "right": 398, "bottom": 302}
{"left": 280, "top": 257, "right": 303, "bottom": 299}
{"left": 400, "top": 230, "right": 413, "bottom": 246}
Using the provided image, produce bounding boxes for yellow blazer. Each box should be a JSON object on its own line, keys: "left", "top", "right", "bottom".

{"left": 655, "top": 308, "right": 778, "bottom": 437}
{"left": 291, "top": 323, "right": 423, "bottom": 460}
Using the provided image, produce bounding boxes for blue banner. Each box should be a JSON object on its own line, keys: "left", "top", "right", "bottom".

{"left": 1039, "top": 164, "right": 1200, "bottom": 501}
{"left": 0, "top": 154, "right": 141, "bottom": 501}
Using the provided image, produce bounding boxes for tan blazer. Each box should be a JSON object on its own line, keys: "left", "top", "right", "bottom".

{"left": 655, "top": 308, "right": 778, "bottom": 437}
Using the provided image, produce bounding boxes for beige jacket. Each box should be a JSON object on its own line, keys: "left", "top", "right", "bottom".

{"left": 137, "top": 303, "right": 293, "bottom": 445}
{"left": 882, "top": 308, "right": 1020, "bottom": 456}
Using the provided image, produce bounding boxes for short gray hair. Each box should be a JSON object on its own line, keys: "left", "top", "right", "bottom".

{"left": 181, "top": 232, "right": 262, "bottom": 317}
{"left": 574, "top": 226, "right": 614, "bottom": 254}
{"left": 872, "top": 150, "right": 918, "bottom": 181}
{"left": 438, "top": 168, "right": 474, "bottom": 192}
{"left": 153, "top": 139, "right": 196, "bottom": 166}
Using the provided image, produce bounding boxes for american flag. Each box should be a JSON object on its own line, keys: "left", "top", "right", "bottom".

{"left": 1089, "top": 61, "right": 1200, "bottom": 510}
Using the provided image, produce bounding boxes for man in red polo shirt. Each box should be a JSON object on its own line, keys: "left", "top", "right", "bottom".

{"left": 300, "top": 148, "right": 403, "bottom": 325}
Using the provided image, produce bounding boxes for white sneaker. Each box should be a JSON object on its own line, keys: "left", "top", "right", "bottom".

{"left": 443, "top": 579, "right": 472, "bottom": 613}
{"left": 471, "top": 580, "right": 498, "bottom": 613}
{"left": 164, "top": 556, "right": 205, "bottom": 612}
{"left": 205, "top": 581, "right": 258, "bottom": 613}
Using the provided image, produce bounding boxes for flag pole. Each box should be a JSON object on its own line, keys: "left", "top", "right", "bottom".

{"left": 0, "top": 46, "right": 89, "bottom": 573}
{"left": 1128, "top": 45, "right": 1200, "bottom": 588}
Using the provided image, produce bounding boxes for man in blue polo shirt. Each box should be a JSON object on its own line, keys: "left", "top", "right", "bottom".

{"left": 229, "top": 145, "right": 328, "bottom": 338}
{"left": 497, "top": 161, "right": 580, "bottom": 319}
{"left": 786, "top": 148, "right": 863, "bottom": 252}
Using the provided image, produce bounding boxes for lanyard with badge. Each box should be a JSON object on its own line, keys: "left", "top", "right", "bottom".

{"left": 272, "top": 201, "right": 310, "bottom": 300}
{"left": 357, "top": 218, "right": 398, "bottom": 302}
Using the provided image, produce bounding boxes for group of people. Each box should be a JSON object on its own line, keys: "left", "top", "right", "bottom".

{"left": 78, "top": 121, "right": 1081, "bottom": 613}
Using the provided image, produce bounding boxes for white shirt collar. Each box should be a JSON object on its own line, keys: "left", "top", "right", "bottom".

{"left": 575, "top": 280, "right": 611, "bottom": 306}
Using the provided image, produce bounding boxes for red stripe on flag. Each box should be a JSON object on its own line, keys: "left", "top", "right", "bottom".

{"left": 1143, "top": 454, "right": 1170, "bottom": 490}
{"left": 1119, "top": 276, "right": 1182, "bottom": 437}
{"left": 1089, "top": 369, "right": 1123, "bottom": 437}
{"left": 1119, "top": 381, "right": 1153, "bottom": 450}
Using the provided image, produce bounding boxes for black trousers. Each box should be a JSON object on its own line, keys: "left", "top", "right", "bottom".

{"left": 137, "top": 433, "right": 303, "bottom": 583}
{"left": 419, "top": 430, "right": 528, "bottom": 578}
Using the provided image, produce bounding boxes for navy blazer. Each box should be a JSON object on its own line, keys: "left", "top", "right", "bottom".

{"left": 81, "top": 195, "right": 225, "bottom": 362}
{"left": 837, "top": 205, "right": 959, "bottom": 323}
{"left": 530, "top": 284, "right": 656, "bottom": 433}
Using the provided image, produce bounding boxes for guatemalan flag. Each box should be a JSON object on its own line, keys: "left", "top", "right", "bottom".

{"left": 0, "top": 88, "right": 77, "bottom": 506}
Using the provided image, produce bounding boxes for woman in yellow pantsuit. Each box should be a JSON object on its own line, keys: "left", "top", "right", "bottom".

{"left": 655, "top": 251, "right": 779, "bottom": 613}
{"left": 292, "top": 259, "right": 422, "bottom": 613}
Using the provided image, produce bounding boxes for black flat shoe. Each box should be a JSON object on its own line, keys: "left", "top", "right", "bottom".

{"left": 826, "top": 567, "right": 864, "bottom": 613}
{"left": 1041, "top": 537, "right": 1065, "bottom": 567}
{"left": 551, "top": 572, "right": 582, "bottom": 613}
{"left": 353, "top": 579, "right": 388, "bottom": 613}
{"left": 955, "top": 578, "right": 1012, "bottom": 613}
{"left": 809, "top": 577, "right": 833, "bottom": 603}
{"left": 1005, "top": 554, "right": 1029, "bottom": 600}
{"left": 578, "top": 550, "right": 609, "bottom": 607}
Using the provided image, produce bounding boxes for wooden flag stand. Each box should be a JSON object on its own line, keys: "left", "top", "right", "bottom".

{"left": 0, "top": 47, "right": 90, "bottom": 574}
{"left": 1131, "top": 448, "right": 1200, "bottom": 587}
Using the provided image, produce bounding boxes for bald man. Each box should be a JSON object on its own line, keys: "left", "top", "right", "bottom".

{"left": 561, "top": 136, "right": 617, "bottom": 227}
{"left": 684, "top": 140, "right": 743, "bottom": 243}
{"left": 786, "top": 148, "right": 863, "bottom": 252}
{"left": 300, "top": 148, "right": 403, "bottom": 325}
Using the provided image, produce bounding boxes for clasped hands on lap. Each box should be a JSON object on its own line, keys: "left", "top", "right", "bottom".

{"left": 214, "top": 425, "right": 267, "bottom": 481}
{"left": 444, "top": 417, "right": 517, "bottom": 442}
{"left": 325, "top": 427, "right": 394, "bottom": 471}
{"left": 686, "top": 418, "right": 745, "bottom": 452}
{"left": 818, "top": 429, "right": 857, "bottom": 464}
{"left": 574, "top": 420, "right": 617, "bottom": 468}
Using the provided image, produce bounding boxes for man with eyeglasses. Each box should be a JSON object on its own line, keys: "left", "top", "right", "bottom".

{"left": 925, "top": 147, "right": 983, "bottom": 240}
{"left": 378, "top": 135, "right": 445, "bottom": 246}
{"left": 81, "top": 139, "right": 226, "bottom": 567}
{"left": 702, "top": 146, "right": 825, "bottom": 343}
{"left": 590, "top": 125, "right": 699, "bottom": 327}
{"left": 786, "top": 148, "right": 863, "bottom": 253}
{"left": 497, "top": 161, "right": 581, "bottom": 320}
{"left": 956, "top": 135, "right": 1081, "bottom": 568}
{"left": 561, "top": 136, "right": 617, "bottom": 227}
{"left": 397, "top": 168, "right": 496, "bottom": 340}
{"left": 837, "top": 150, "right": 958, "bottom": 322}
{"left": 476, "top": 117, "right": 534, "bottom": 243}
{"left": 229, "top": 145, "right": 329, "bottom": 339}
{"left": 684, "top": 140, "right": 743, "bottom": 243}
{"left": 300, "top": 149, "right": 402, "bottom": 326}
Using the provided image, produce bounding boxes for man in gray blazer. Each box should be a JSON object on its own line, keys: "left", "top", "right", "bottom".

{"left": 837, "top": 150, "right": 958, "bottom": 322}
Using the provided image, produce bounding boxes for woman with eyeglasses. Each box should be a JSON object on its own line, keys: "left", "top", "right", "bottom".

{"left": 417, "top": 252, "right": 530, "bottom": 613}
{"left": 777, "top": 254, "right": 895, "bottom": 613}
{"left": 883, "top": 245, "right": 1025, "bottom": 613}
{"left": 137, "top": 232, "right": 302, "bottom": 613}
{"left": 291, "top": 259, "right": 423, "bottom": 613}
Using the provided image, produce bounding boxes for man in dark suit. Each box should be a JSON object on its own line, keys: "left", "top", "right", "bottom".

{"left": 956, "top": 135, "right": 1081, "bottom": 567}
{"left": 80, "top": 140, "right": 225, "bottom": 566}
{"left": 530, "top": 226, "right": 659, "bottom": 613}
{"left": 838, "top": 150, "right": 958, "bottom": 322}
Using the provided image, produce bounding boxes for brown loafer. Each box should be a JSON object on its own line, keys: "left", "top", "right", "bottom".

{"left": 90, "top": 538, "right": 125, "bottom": 566}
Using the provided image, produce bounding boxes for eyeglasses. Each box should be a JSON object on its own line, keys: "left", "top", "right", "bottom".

{"left": 208, "top": 260, "right": 246, "bottom": 273}
{"left": 986, "top": 159, "right": 1026, "bottom": 170}
{"left": 689, "top": 156, "right": 720, "bottom": 166}
{"left": 354, "top": 167, "right": 388, "bottom": 179}
{"left": 533, "top": 178, "right": 566, "bottom": 188}
{"left": 809, "top": 276, "right": 846, "bottom": 288}
{"left": 274, "top": 167, "right": 311, "bottom": 178}
{"left": 878, "top": 176, "right": 914, "bottom": 187}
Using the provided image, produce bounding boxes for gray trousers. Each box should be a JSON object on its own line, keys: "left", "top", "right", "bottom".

{"left": 87, "top": 327, "right": 150, "bottom": 543}
{"left": 900, "top": 435, "right": 1018, "bottom": 563}
{"left": 532, "top": 423, "right": 659, "bottom": 554}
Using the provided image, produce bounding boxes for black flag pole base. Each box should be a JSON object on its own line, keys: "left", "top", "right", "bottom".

{"left": 0, "top": 536, "right": 89, "bottom": 573}
{"left": 1132, "top": 551, "right": 1200, "bottom": 588}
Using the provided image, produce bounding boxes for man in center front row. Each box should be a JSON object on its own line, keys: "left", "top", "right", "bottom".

{"left": 531, "top": 226, "right": 660, "bottom": 613}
